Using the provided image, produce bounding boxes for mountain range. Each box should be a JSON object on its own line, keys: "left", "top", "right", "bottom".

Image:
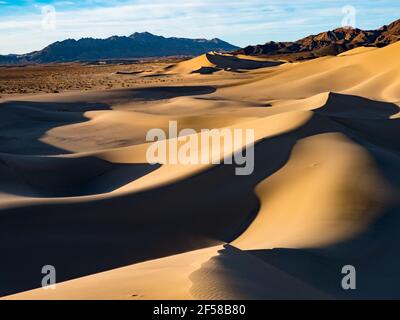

{"left": 0, "top": 32, "right": 239, "bottom": 64}
{"left": 237, "top": 19, "right": 400, "bottom": 60}
{"left": 1, "top": 19, "right": 399, "bottom": 65}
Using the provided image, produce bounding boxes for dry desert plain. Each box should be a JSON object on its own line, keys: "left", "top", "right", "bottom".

{"left": 1, "top": 44, "right": 400, "bottom": 299}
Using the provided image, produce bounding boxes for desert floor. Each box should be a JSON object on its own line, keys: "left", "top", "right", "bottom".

{"left": 1, "top": 45, "right": 400, "bottom": 299}
{"left": 0, "top": 57, "right": 187, "bottom": 97}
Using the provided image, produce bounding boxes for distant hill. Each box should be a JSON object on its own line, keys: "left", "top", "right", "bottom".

{"left": 0, "top": 32, "right": 239, "bottom": 64}
{"left": 237, "top": 19, "right": 400, "bottom": 61}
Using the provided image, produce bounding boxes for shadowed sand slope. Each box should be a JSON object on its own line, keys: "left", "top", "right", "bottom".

{"left": 2, "top": 42, "right": 400, "bottom": 299}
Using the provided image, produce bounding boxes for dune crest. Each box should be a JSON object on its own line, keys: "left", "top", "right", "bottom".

{"left": 167, "top": 52, "right": 283, "bottom": 74}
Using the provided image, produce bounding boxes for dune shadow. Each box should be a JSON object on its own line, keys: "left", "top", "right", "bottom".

{"left": 0, "top": 100, "right": 111, "bottom": 155}
{"left": 115, "top": 71, "right": 143, "bottom": 75}
{"left": 0, "top": 156, "right": 263, "bottom": 296}
{"left": 238, "top": 93, "right": 400, "bottom": 299}
{"left": 130, "top": 86, "right": 216, "bottom": 100}
{"left": 0, "top": 88, "right": 170, "bottom": 199}
{"left": 245, "top": 202, "right": 400, "bottom": 299}
{"left": 189, "top": 92, "right": 400, "bottom": 299}
{"left": 141, "top": 73, "right": 172, "bottom": 78}
{"left": 0, "top": 154, "right": 160, "bottom": 198}
{"left": 90, "top": 86, "right": 217, "bottom": 102}
{"left": 191, "top": 55, "right": 283, "bottom": 74}
{"left": 314, "top": 92, "right": 400, "bottom": 119}
{"left": 190, "top": 244, "right": 331, "bottom": 300}
{"left": 207, "top": 54, "right": 283, "bottom": 70}
{"left": 192, "top": 67, "right": 222, "bottom": 75}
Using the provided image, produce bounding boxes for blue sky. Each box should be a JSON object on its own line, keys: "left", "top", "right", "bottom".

{"left": 0, "top": 0, "right": 399, "bottom": 54}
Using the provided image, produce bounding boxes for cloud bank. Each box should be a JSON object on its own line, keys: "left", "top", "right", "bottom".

{"left": 0, "top": 0, "right": 399, "bottom": 54}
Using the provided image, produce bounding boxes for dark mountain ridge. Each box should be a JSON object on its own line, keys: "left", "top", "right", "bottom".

{"left": 0, "top": 32, "right": 239, "bottom": 64}
{"left": 237, "top": 19, "right": 400, "bottom": 60}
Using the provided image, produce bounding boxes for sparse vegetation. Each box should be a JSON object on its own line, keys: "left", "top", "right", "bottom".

{"left": 0, "top": 58, "right": 184, "bottom": 96}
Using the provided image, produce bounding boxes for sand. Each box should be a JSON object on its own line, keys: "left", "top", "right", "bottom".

{"left": 1, "top": 45, "right": 400, "bottom": 299}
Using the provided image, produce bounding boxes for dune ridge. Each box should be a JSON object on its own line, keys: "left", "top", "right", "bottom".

{"left": 166, "top": 52, "right": 283, "bottom": 74}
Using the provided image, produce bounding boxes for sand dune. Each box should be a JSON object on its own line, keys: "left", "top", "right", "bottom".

{"left": 220, "top": 41, "right": 400, "bottom": 103}
{"left": 167, "top": 52, "right": 283, "bottom": 74}
{"left": 2, "top": 43, "right": 400, "bottom": 299}
{"left": 337, "top": 46, "right": 378, "bottom": 56}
